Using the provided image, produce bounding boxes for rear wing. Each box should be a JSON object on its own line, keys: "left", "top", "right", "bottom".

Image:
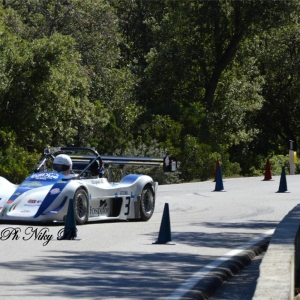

{"left": 101, "top": 155, "right": 176, "bottom": 170}
{"left": 34, "top": 147, "right": 177, "bottom": 180}
{"left": 101, "top": 155, "right": 163, "bottom": 166}
{"left": 101, "top": 155, "right": 177, "bottom": 180}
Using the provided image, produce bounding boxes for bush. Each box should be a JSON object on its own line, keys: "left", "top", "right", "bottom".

{"left": 219, "top": 152, "right": 242, "bottom": 178}
{"left": 0, "top": 129, "right": 39, "bottom": 183}
{"left": 269, "top": 155, "right": 290, "bottom": 175}
{"left": 177, "top": 137, "right": 241, "bottom": 181}
{"left": 249, "top": 154, "right": 295, "bottom": 177}
{"left": 178, "top": 137, "right": 214, "bottom": 181}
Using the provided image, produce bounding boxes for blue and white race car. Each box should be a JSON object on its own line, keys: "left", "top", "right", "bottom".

{"left": 0, "top": 147, "right": 160, "bottom": 224}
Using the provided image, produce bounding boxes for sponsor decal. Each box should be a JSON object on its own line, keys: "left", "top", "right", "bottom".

{"left": 21, "top": 181, "right": 43, "bottom": 187}
{"left": 91, "top": 180, "right": 102, "bottom": 185}
{"left": 28, "top": 199, "right": 37, "bottom": 203}
{"left": 9, "top": 201, "right": 20, "bottom": 212}
{"left": 30, "top": 172, "right": 59, "bottom": 180}
{"left": 91, "top": 179, "right": 104, "bottom": 184}
{"left": 13, "top": 192, "right": 21, "bottom": 196}
{"left": 120, "top": 191, "right": 128, "bottom": 195}
{"left": 1, "top": 207, "right": 7, "bottom": 216}
{"left": 6, "top": 200, "right": 13, "bottom": 204}
{"left": 90, "top": 199, "right": 110, "bottom": 216}
{"left": 50, "top": 188, "right": 60, "bottom": 195}
{"left": 24, "top": 199, "right": 42, "bottom": 207}
{"left": 100, "top": 200, "right": 107, "bottom": 207}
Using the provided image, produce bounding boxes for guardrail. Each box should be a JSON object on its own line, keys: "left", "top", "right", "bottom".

{"left": 253, "top": 204, "right": 300, "bottom": 300}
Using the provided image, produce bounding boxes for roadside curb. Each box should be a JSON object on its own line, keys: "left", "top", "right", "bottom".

{"left": 180, "top": 236, "right": 271, "bottom": 300}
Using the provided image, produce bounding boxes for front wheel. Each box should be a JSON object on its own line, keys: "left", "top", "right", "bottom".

{"left": 140, "top": 185, "right": 155, "bottom": 221}
{"left": 73, "top": 189, "right": 89, "bottom": 225}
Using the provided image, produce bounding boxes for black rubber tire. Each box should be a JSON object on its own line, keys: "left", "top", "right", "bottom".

{"left": 73, "top": 189, "right": 89, "bottom": 225}
{"left": 140, "top": 185, "right": 155, "bottom": 221}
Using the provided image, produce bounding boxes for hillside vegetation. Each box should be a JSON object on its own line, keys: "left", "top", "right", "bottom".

{"left": 0, "top": 1, "right": 300, "bottom": 183}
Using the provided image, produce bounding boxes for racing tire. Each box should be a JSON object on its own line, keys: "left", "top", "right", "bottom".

{"left": 74, "top": 188, "right": 89, "bottom": 225}
{"left": 140, "top": 185, "right": 155, "bottom": 221}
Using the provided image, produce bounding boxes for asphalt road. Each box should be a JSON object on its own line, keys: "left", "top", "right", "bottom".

{"left": 0, "top": 174, "right": 299, "bottom": 299}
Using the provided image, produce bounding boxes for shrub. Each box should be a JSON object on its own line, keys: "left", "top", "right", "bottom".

{"left": 250, "top": 154, "right": 295, "bottom": 176}
{"left": 0, "top": 129, "right": 39, "bottom": 183}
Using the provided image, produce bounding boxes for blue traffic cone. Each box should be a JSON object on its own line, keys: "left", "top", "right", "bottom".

{"left": 277, "top": 166, "right": 288, "bottom": 193}
{"left": 214, "top": 165, "right": 225, "bottom": 191}
{"left": 153, "top": 203, "right": 175, "bottom": 245}
{"left": 57, "top": 199, "right": 78, "bottom": 240}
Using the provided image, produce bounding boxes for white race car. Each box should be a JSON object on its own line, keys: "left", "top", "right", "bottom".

{"left": 0, "top": 147, "right": 160, "bottom": 224}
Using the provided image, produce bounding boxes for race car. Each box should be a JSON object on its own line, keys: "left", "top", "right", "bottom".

{"left": 0, "top": 147, "right": 160, "bottom": 224}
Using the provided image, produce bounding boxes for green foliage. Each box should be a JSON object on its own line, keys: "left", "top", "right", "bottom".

{"left": 176, "top": 136, "right": 241, "bottom": 182}
{"left": 269, "top": 155, "right": 291, "bottom": 175}
{"left": 0, "top": 31, "right": 96, "bottom": 149}
{"left": 254, "top": 19, "right": 300, "bottom": 152}
{"left": 1, "top": 1, "right": 300, "bottom": 183}
{"left": 178, "top": 136, "right": 212, "bottom": 181}
{"left": 4, "top": 0, "right": 137, "bottom": 151}
{"left": 136, "top": 115, "right": 183, "bottom": 154}
{"left": 130, "top": 0, "right": 300, "bottom": 178}
{"left": 210, "top": 55, "right": 265, "bottom": 148}
{"left": 91, "top": 113, "right": 130, "bottom": 155}
{"left": 247, "top": 154, "right": 296, "bottom": 177}
{"left": 0, "top": 129, "right": 39, "bottom": 183}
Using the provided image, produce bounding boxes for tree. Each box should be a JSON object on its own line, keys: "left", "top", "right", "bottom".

{"left": 3, "top": 0, "right": 138, "bottom": 147}
{"left": 136, "top": 1, "right": 299, "bottom": 142}
{"left": 0, "top": 128, "right": 40, "bottom": 183}
{"left": 255, "top": 20, "right": 300, "bottom": 154}
{"left": 0, "top": 12, "right": 99, "bottom": 150}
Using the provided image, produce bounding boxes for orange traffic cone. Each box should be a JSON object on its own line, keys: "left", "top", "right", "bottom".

{"left": 213, "top": 160, "right": 220, "bottom": 182}
{"left": 263, "top": 159, "right": 272, "bottom": 181}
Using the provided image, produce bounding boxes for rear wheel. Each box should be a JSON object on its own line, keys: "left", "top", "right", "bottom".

{"left": 73, "top": 189, "right": 89, "bottom": 225}
{"left": 140, "top": 185, "right": 155, "bottom": 221}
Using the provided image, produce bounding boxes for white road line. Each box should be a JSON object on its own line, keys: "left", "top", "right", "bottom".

{"left": 165, "top": 229, "right": 274, "bottom": 300}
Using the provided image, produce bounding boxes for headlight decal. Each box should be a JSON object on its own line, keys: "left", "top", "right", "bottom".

{"left": 33, "top": 181, "right": 69, "bottom": 218}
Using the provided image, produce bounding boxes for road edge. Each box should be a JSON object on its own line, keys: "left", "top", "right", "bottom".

{"left": 180, "top": 236, "right": 271, "bottom": 300}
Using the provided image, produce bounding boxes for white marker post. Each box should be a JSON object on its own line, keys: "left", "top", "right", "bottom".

{"left": 289, "top": 140, "right": 295, "bottom": 175}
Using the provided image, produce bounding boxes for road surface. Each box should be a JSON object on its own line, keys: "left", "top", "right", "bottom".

{"left": 0, "top": 175, "right": 298, "bottom": 299}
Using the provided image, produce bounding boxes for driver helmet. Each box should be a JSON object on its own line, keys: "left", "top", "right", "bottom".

{"left": 53, "top": 154, "right": 72, "bottom": 173}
